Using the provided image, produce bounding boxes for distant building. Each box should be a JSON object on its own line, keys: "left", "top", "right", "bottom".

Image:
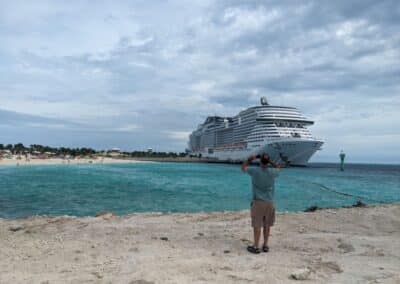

{"left": 0, "top": 149, "right": 12, "bottom": 159}
{"left": 107, "top": 148, "right": 121, "bottom": 157}
{"left": 30, "top": 151, "right": 41, "bottom": 159}
{"left": 147, "top": 148, "right": 153, "bottom": 153}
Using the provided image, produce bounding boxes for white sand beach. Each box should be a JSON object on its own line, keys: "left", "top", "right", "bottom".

{"left": 1, "top": 204, "right": 399, "bottom": 283}
{"left": 0, "top": 157, "right": 146, "bottom": 166}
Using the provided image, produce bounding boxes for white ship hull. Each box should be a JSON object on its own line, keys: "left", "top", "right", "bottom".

{"left": 195, "top": 138, "right": 323, "bottom": 166}
{"left": 188, "top": 97, "right": 324, "bottom": 166}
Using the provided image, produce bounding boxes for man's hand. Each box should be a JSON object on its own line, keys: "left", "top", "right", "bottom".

{"left": 241, "top": 155, "right": 257, "bottom": 172}
{"left": 269, "top": 161, "right": 280, "bottom": 168}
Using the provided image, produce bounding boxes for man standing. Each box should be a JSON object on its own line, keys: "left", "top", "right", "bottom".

{"left": 241, "top": 153, "right": 280, "bottom": 254}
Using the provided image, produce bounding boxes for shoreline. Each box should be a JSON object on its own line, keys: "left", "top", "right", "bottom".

{"left": 2, "top": 200, "right": 398, "bottom": 221}
{"left": 2, "top": 157, "right": 399, "bottom": 167}
{"left": 1, "top": 204, "right": 399, "bottom": 283}
{"left": 0, "top": 157, "right": 149, "bottom": 166}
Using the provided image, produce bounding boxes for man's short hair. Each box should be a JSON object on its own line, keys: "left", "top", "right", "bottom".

{"left": 260, "top": 153, "right": 270, "bottom": 165}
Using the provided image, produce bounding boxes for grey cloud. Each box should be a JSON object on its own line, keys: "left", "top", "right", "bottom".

{"left": 0, "top": 0, "right": 399, "bottom": 161}
{"left": 348, "top": 46, "right": 385, "bottom": 60}
{"left": 0, "top": 109, "right": 80, "bottom": 127}
{"left": 0, "top": 109, "right": 188, "bottom": 151}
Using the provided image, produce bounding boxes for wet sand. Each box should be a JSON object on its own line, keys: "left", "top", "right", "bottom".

{"left": 1, "top": 204, "right": 399, "bottom": 283}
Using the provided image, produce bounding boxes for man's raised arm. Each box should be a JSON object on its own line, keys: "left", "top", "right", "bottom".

{"left": 241, "top": 155, "right": 256, "bottom": 172}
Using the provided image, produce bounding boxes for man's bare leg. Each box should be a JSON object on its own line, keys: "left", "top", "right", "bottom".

{"left": 253, "top": 227, "right": 261, "bottom": 248}
{"left": 263, "top": 226, "right": 270, "bottom": 247}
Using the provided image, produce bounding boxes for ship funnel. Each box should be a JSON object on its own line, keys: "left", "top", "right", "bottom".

{"left": 260, "top": 97, "right": 269, "bottom": 106}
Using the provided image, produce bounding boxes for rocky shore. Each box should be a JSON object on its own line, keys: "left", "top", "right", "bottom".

{"left": 1, "top": 204, "right": 399, "bottom": 283}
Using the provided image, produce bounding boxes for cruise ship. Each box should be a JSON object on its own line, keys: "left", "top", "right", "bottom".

{"left": 188, "top": 97, "right": 323, "bottom": 166}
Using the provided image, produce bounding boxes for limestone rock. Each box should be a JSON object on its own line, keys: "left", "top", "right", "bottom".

{"left": 290, "top": 268, "right": 311, "bottom": 280}
{"left": 9, "top": 224, "right": 25, "bottom": 232}
{"left": 95, "top": 211, "right": 115, "bottom": 220}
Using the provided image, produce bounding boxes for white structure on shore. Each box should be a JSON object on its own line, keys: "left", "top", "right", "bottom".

{"left": 0, "top": 149, "right": 12, "bottom": 159}
{"left": 188, "top": 97, "right": 323, "bottom": 166}
{"left": 107, "top": 148, "right": 121, "bottom": 157}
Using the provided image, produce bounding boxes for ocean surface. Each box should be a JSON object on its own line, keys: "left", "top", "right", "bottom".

{"left": 0, "top": 162, "right": 399, "bottom": 218}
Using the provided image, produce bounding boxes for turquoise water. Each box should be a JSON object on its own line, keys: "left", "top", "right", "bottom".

{"left": 0, "top": 162, "right": 399, "bottom": 218}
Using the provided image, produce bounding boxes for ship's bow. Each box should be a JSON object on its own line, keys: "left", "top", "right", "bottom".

{"left": 257, "top": 139, "right": 323, "bottom": 166}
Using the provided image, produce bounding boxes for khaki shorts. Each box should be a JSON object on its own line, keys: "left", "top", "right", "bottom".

{"left": 251, "top": 200, "right": 275, "bottom": 228}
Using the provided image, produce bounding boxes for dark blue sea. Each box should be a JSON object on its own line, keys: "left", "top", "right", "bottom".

{"left": 0, "top": 162, "right": 399, "bottom": 218}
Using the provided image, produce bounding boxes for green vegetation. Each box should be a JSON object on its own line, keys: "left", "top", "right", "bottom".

{"left": 0, "top": 143, "right": 96, "bottom": 156}
{"left": 125, "top": 151, "right": 187, "bottom": 158}
{"left": 0, "top": 143, "right": 186, "bottom": 158}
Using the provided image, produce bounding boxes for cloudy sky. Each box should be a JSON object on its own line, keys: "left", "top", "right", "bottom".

{"left": 0, "top": 0, "right": 399, "bottom": 163}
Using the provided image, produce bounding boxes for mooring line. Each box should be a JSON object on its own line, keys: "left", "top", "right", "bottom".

{"left": 308, "top": 181, "right": 382, "bottom": 203}
{"left": 290, "top": 178, "right": 382, "bottom": 203}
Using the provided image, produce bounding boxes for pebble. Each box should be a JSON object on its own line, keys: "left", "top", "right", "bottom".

{"left": 338, "top": 242, "right": 355, "bottom": 253}
{"left": 129, "top": 280, "right": 155, "bottom": 284}
{"left": 24, "top": 229, "right": 36, "bottom": 234}
{"left": 290, "top": 268, "right": 311, "bottom": 280}
{"left": 92, "top": 271, "right": 103, "bottom": 279}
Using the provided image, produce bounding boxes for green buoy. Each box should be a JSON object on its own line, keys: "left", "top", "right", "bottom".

{"left": 339, "top": 150, "right": 346, "bottom": 171}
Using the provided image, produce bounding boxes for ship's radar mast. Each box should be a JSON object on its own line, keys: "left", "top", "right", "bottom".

{"left": 260, "top": 97, "right": 269, "bottom": 106}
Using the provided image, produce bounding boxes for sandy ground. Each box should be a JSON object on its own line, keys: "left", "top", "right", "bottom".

{"left": 1, "top": 205, "right": 399, "bottom": 283}
{"left": 0, "top": 157, "right": 146, "bottom": 166}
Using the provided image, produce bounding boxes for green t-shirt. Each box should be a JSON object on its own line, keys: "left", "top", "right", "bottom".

{"left": 247, "top": 166, "right": 280, "bottom": 202}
